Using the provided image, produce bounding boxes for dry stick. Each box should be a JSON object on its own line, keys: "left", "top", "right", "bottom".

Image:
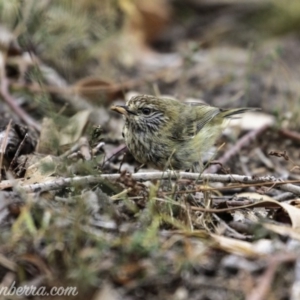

{"left": 191, "top": 202, "right": 279, "bottom": 213}
{"left": 273, "top": 192, "right": 294, "bottom": 202}
{"left": 205, "top": 124, "right": 270, "bottom": 174}
{"left": 211, "top": 212, "right": 248, "bottom": 240}
{"left": 0, "top": 120, "right": 12, "bottom": 181}
{"left": 279, "top": 128, "right": 300, "bottom": 142}
{"left": 10, "top": 172, "right": 300, "bottom": 194}
{"left": 59, "top": 142, "right": 81, "bottom": 159}
{"left": 78, "top": 137, "right": 91, "bottom": 161}
{"left": 0, "top": 77, "right": 41, "bottom": 131}
{"left": 9, "top": 133, "right": 28, "bottom": 169}
{"left": 246, "top": 253, "right": 297, "bottom": 300}
{"left": 103, "top": 144, "right": 126, "bottom": 165}
{"left": 92, "top": 142, "right": 105, "bottom": 156}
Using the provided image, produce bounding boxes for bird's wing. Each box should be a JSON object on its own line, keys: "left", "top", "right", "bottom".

{"left": 194, "top": 106, "right": 220, "bottom": 133}
{"left": 169, "top": 104, "right": 220, "bottom": 141}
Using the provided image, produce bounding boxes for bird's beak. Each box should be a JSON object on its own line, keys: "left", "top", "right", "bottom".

{"left": 111, "top": 105, "right": 136, "bottom": 117}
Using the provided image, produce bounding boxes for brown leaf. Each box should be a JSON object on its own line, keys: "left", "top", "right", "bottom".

{"left": 119, "top": 0, "right": 171, "bottom": 44}
{"left": 113, "top": 262, "right": 145, "bottom": 285}
{"left": 73, "top": 77, "right": 124, "bottom": 105}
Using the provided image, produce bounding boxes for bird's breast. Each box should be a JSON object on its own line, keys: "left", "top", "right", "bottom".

{"left": 123, "top": 123, "right": 170, "bottom": 168}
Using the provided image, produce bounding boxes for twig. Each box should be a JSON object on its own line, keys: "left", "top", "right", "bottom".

{"left": 78, "top": 137, "right": 91, "bottom": 161}
{"left": 9, "top": 133, "right": 28, "bottom": 169}
{"left": 212, "top": 212, "right": 249, "bottom": 240}
{"left": 0, "top": 77, "right": 40, "bottom": 131}
{"left": 66, "top": 137, "right": 92, "bottom": 161}
{"left": 279, "top": 128, "right": 300, "bottom": 142}
{"left": 59, "top": 142, "right": 81, "bottom": 158}
{"left": 92, "top": 142, "right": 105, "bottom": 156}
{"left": 103, "top": 144, "right": 126, "bottom": 164}
{"left": 273, "top": 192, "right": 294, "bottom": 202}
{"left": 0, "top": 120, "right": 12, "bottom": 180}
{"left": 205, "top": 124, "right": 270, "bottom": 174}
{"left": 8, "top": 171, "right": 300, "bottom": 194}
{"left": 246, "top": 253, "right": 297, "bottom": 300}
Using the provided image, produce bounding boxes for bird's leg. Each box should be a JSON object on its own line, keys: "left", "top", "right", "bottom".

{"left": 118, "top": 153, "right": 126, "bottom": 173}
{"left": 134, "top": 164, "right": 145, "bottom": 173}
{"left": 192, "top": 161, "right": 202, "bottom": 173}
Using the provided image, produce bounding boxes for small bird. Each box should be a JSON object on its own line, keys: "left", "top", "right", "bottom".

{"left": 111, "top": 95, "right": 255, "bottom": 171}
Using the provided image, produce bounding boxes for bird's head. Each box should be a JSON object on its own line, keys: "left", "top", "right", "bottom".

{"left": 111, "top": 95, "right": 173, "bottom": 133}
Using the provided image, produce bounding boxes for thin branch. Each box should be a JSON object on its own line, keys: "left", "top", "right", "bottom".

{"left": 92, "top": 142, "right": 105, "bottom": 156}
{"left": 9, "top": 133, "right": 28, "bottom": 169}
{"left": 59, "top": 142, "right": 81, "bottom": 159}
{"left": 8, "top": 171, "right": 300, "bottom": 195}
{"left": 273, "top": 192, "right": 294, "bottom": 202}
{"left": 212, "top": 212, "right": 249, "bottom": 240}
{"left": 279, "top": 128, "right": 300, "bottom": 142}
{"left": 78, "top": 137, "right": 91, "bottom": 161}
{"left": 205, "top": 124, "right": 270, "bottom": 173}
{"left": 0, "top": 77, "right": 41, "bottom": 131}
{"left": 0, "top": 120, "right": 12, "bottom": 179}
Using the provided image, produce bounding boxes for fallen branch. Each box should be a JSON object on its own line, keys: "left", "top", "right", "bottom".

{"left": 6, "top": 171, "right": 300, "bottom": 195}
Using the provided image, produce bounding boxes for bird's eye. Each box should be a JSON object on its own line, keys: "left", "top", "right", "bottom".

{"left": 141, "top": 108, "right": 151, "bottom": 115}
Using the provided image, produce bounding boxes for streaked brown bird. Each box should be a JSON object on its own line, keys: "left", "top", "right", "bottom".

{"left": 111, "top": 95, "right": 255, "bottom": 171}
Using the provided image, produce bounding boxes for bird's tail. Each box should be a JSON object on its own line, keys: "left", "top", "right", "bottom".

{"left": 220, "top": 107, "right": 259, "bottom": 119}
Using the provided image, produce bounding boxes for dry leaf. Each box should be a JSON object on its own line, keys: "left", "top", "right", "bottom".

{"left": 278, "top": 202, "right": 300, "bottom": 229}
{"left": 59, "top": 110, "right": 90, "bottom": 146}
{"left": 237, "top": 194, "right": 300, "bottom": 229}
{"left": 73, "top": 77, "right": 124, "bottom": 104}
{"left": 23, "top": 155, "right": 59, "bottom": 184}
{"left": 264, "top": 223, "right": 300, "bottom": 240}
{"left": 193, "top": 194, "right": 300, "bottom": 229}
{"left": 37, "top": 118, "right": 60, "bottom": 154}
{"left": 211, "top": 234, "right": 262, "bottom": 257}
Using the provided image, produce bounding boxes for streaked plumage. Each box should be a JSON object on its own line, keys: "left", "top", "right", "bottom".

{"left": 111, "top": 95, "right": 254, "bottom": 171}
